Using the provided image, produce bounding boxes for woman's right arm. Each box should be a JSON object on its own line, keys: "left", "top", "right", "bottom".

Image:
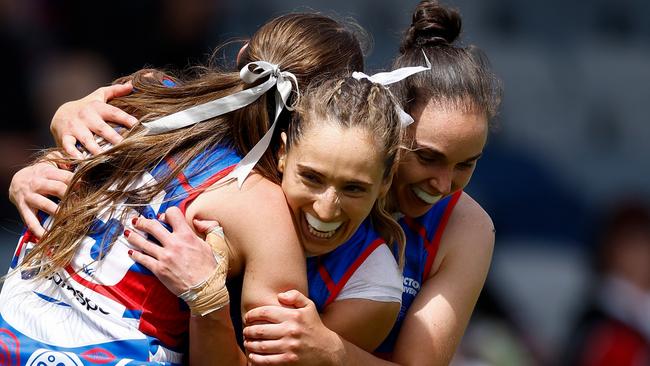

{"left": 243, "top": 291, "right": 397, "bottom": 366}
{"left": 184, "top": 175, "right": 307, "bottom": 365}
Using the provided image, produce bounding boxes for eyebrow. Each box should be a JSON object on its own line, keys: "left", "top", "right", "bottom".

{"left": 296, "top": 164, "right": 375, "bottom": 186}
{"left": 412, "top": 143, "right": 483, "bottom": 163}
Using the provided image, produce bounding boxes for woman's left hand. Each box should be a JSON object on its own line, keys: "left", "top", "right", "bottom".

{"left": 9, "top": 154, "right": 73, "bottom": 238}
{"left": 243, "top": 290, "right": 345, "bottom": 366}
{"left": 125, "top": 206, "right": 224, "bottom": 296}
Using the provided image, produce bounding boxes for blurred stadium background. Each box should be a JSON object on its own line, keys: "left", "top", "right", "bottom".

{"left": 1, "top": 0, "right": 649, "bottom": 364}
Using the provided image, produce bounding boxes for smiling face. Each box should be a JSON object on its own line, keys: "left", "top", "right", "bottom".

{"left": 392, "top": 99, "right": 488, "bottom": 218}
{"left": 279, "top": 122, "right": 389, "bottom": 256}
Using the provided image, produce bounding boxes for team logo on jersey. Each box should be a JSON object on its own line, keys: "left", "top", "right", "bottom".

{"left": 26, "top": 349, "right": 83, "bottom": 366}
{"left": 403, "top": 276, "right": 420, "bottom": 296}
{"left": 44, "top": 272, "right": 111, "bottom": 315}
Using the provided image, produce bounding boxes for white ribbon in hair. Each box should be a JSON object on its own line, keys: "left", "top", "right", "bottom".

{"left": 141, "top": 61, "right": 298, "bottom": 188}
{"left": 352, "top": 54, "right": 431, "bottom": 126}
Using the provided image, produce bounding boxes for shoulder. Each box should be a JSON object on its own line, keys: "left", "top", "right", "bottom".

{"left": 188, "top": 173, "right": 306, "bottom": 305}
{"left": 190, "top": 173, "right": 290, "bottom": 223}
{"left": 448, "top": 192, "right": 494, "bottom": 236}
{"left": 430, "top": 191, "right": 494, "bottom": 278}
{"left": 187, "top": 173, "right": 297, "bottom": 257}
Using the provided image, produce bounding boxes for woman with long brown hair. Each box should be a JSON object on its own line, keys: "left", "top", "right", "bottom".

{"left": 7, "top": 2, "right": 486, "bottom": 365}
{"left": 0, "top": 12, "right": 405, "bottom": 365}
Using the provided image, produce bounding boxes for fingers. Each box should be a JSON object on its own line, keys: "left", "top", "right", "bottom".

{"left": 54, "top": 84, "right": 137, "bottom": 158}
{"left": 192, "top": 218, "right": 221, "bottom": 235}
{"left": 101, "top": 82, "right": 134, "bottom": 103}
{"left": 18, "top": 204, "right": 45, "bottom": 238}
{"left": 158, "top": 206, "right": 188, "bottom": 232}
{"left": 128, "top": 248, "right": 159, "bottom": 273}
{"left": 26, "top": 194, "right": 59, "bottom": 216}
{"left": 243, "top": 322, "right": 289, "bottom": 341}
{"left": 92, "top": 119, "right": 126, "bottom": 146}
{"left": 98, "top": 104, "right": 138, "bottom": 130}
{"left": 46, "top": 167, "right": 74, "bottom": 187}
{"left": 61, "top": 135, "right": 84, "bottom": 159}
{"left": 90, "top": 102, "right": 138, "bottom": 142}
{"left": 131, "top": 216, "right": 175, "bottom": 248}
{"left": 33, "top": 165, "right": 73, "bottom": 199}
{"left": 33, "top": 178, "right": 68, "bottom": 200}
{"left": 128, "top": 211, "right": 221, "bottom": 296}
{"left": 244, "top": 339, "right": 292, "bottom": 355}
{"left": 44, "top": 181, "right": 68, "bottom": 199}
{"left": 74, "top": 126, "right": 103, "bottom": 155}
{"left": 244, "top": 305, "right": 294, "bottom": 326}
{"left": 124, "top": 228, "right": 163, "bottom": 259}
{"left": 9, "top": 162, "right": 69, "bottom": 233}
{"left": 277, "top": 290, "right": 311, "bottom": 309}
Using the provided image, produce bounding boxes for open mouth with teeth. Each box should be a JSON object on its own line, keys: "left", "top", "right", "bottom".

{"left": 304, "top": 212, "right": 342, "bottom": 239}
{"left": 411, "top": 186, "right": 442, "bottom": 205}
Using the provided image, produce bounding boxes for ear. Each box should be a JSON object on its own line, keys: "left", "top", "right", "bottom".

{"left": 277, "top": 132, "right": 288, "bottom": 173}
{"left": 236, "top": 42, "right": 249, "bottom": 65}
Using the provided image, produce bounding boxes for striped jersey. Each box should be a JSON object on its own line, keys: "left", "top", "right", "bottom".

{"left": 375, "top": 191, "right": 462, "bottom": 354}
{"left": 0, "top": 145, "right": 240, "bottom": 365}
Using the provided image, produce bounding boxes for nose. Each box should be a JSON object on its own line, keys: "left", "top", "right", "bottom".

{"left": 313, "top": 187, "right": 341, "bottom": 221}
{"left": 428, "top": 166, "right": 453, "bottom": 196}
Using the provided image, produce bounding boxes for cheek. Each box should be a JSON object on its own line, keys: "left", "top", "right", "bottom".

{"left": 344, "top": 198, "right": 375, "bottom": 223}
{"left": 396, "top": 157, "right": 423, "bottom": 184}
{"left": 453, "top": 168, "right": 475, "bottom": 190}
{"left": 282, "top": 179, "right": 304, "bottom": 211}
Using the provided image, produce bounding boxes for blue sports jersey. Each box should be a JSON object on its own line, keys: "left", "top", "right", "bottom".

{"left": 0, "top": 145, "right": 240, "bottom": 365}
{"left": 375, "top": 191, "right": 462, "bottom": 354}
{"left": 307, "top": 218, "right": 388, "bottom": 311}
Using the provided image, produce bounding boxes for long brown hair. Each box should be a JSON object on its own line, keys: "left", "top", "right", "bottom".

{"left": 21, "top": 13, "right": 367, "bottom": 279}
{"left": 287, "top": 77, "right": 406, "bottom": 266}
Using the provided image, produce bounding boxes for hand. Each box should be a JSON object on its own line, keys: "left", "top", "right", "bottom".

{"left": 9, "top": 155, "right": 73, "bottom": 238}
{"left": 243, "top": 290, "right": 345, "bottom": 366}
{"left": 125, "top": 206, "right": 225, "bottom": 296}
{"left": 51, "top": 83, "right": 138, "bottom": 158}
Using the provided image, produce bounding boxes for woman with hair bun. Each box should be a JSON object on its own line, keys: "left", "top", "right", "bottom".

{"left": 8, "top": 1, "right": 501, "bottom": 364}
{"left": 242, "top": 1, "right": 502, "bottom": 365}
{"left": 2, "top": 12, "right": 408, "bottom": 366}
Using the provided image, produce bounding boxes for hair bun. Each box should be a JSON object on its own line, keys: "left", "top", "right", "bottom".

{"left": 400, "top": 0, "right": 462, "bottom": 53}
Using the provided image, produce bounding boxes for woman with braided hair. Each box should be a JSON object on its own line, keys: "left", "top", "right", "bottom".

{"left": 1, "top": 12, "right": 413, "bottom": 365}
{"left": 7, "top": 1, "right": 501, "bottom": 364}
{"left": 241, "top": 1, "right": 502, "bottom": 365}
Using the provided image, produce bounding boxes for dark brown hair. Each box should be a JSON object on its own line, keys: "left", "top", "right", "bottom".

{"left": 394, "top": 0, "right": 502, "bottom": 121}
{"left": 22, "top": 13, "right": 367, "bottom": 278}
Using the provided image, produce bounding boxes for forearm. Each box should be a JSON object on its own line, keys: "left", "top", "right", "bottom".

{"left": 189, "top": 305, "right": 247, "bottom": 366}
{"left": 322, "top": 299, "right": 400, "bottom": 352}
{"left": 337, "top": 338, "right": 400, "bottom": 366}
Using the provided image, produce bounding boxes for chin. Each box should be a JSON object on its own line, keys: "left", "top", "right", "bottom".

{"left": 303, "top": 244, "right": 333, "bottom": 257}
{"left": 397, "top": 197, "right": 429, "bottom": 218}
